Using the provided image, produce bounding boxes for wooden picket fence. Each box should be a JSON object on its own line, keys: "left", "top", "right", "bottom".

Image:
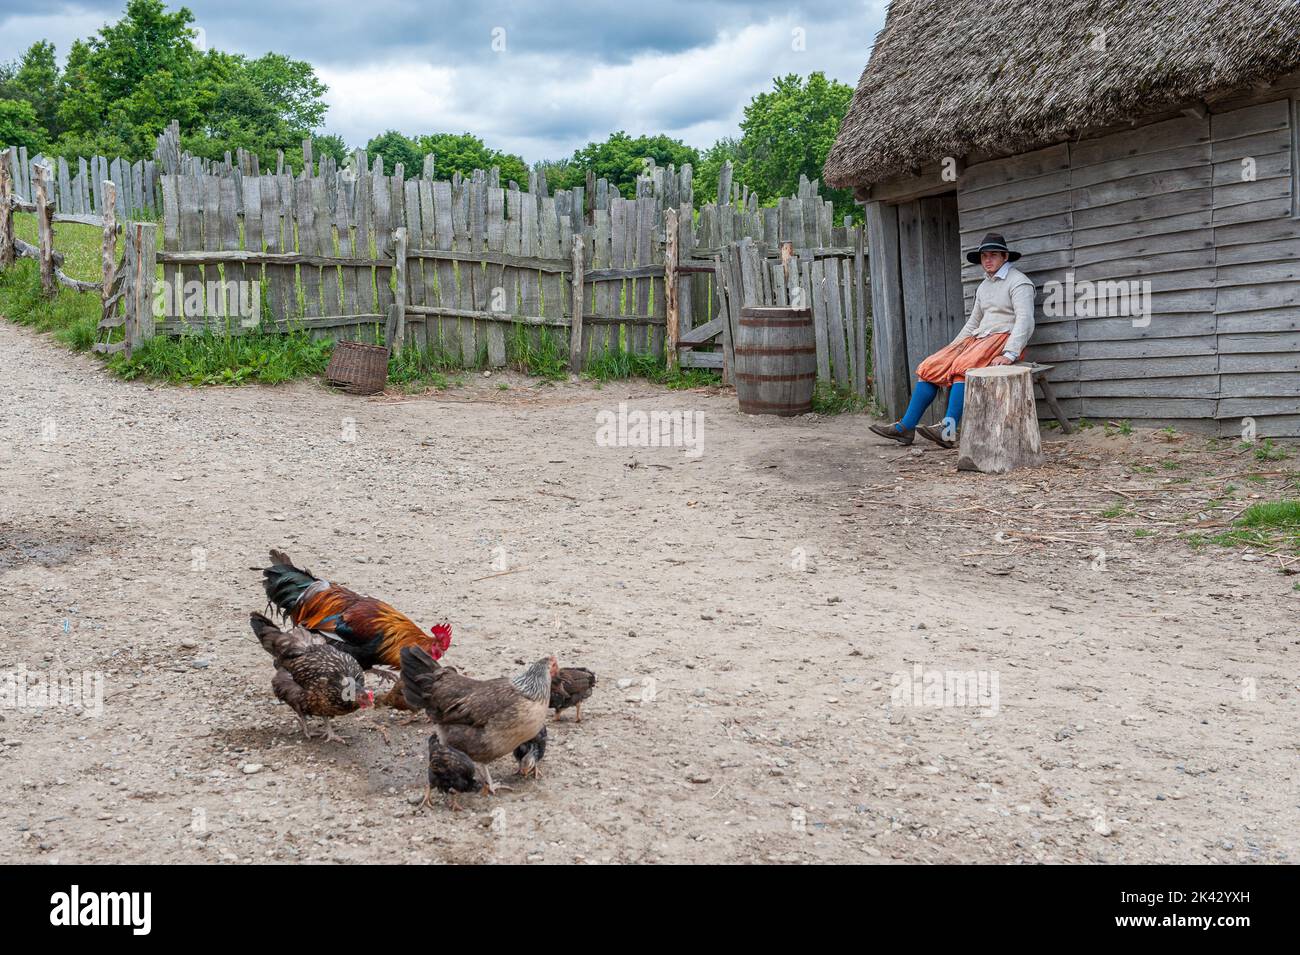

{"left": 3, "top": 145, "right": 159, "bottom": 220}
{"left": 145, "top": 156, "right": 868, "bottom": 394}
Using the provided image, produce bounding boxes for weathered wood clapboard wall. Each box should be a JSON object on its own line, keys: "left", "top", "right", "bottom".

{"left": 871, "top": 70, "right": 1300, "bottom": 436}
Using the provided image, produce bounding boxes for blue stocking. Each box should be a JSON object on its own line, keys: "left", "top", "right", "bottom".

{"left": 898, "top": 380, "right": 939, "bottom": 431}
{"left": 944, "top": 381, "right": 966, "bottom": 428}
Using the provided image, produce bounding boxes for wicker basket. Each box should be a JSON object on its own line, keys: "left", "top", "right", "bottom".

{"left": 325, "top": 340, "right": 389, "bottom": 396}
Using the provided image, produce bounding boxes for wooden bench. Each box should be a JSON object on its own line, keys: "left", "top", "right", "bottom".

{"left": 1018, "top": 362, "right": 1073, "bottom": 434}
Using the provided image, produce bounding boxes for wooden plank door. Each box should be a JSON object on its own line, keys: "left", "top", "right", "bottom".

{"left": 897, "top": 193, "right": 963, "bottom": 424}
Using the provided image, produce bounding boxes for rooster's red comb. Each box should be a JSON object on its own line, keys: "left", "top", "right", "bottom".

{"left": 430, "top": 622, "right": 452, "bottom": 647}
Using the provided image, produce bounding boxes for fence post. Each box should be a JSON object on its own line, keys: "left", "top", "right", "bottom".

{"left": 35, "top": 163, "right": 55, "bottom": 296}
{"left": 569, "top": 232, "right": 585, "bottom": 372}
{"left": 0, "top": 147, "right": 13, "bottom": 269}
{"left": 853, "top": 223, "right": 868, "bottom": 399}
{"left": 664, "top": 207, "right": 679, "bottom": 371}
{"left": 127, "top": 221, "right": 157, "bottom": 356}
{"left": 101, "top": 181, "right": 117, "bottom": 324}
{"left": 386, "top": 226, "right": 407, "bottom": 351}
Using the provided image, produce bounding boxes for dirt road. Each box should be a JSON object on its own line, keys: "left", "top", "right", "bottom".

{"left": 0, "top": 320, "right": 1294, "bottom": 864}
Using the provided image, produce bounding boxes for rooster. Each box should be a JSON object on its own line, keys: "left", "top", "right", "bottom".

{"left": 249, "top": 611, "right": 374, "bottom": 743}
{"left": 401, "top": 645, "right": 556, "bottom": 794}
{"left": 551, "top": 667, "right": 597, "bottom": 722}
{"left": 260, "top": 549, "right": 451, "bottom": 676}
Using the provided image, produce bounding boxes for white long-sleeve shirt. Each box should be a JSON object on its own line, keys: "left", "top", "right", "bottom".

{"left": 954, "top": 262, "right": 1036, "bottom": 359}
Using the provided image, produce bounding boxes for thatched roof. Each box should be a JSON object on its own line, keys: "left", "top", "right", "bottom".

{"left": 825, "top": 0, "right": 1300, "bottom": 190}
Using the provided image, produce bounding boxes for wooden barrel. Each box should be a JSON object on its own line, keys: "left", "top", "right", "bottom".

{"left": 734, "top": 306, "right": 816, "bottom": 416}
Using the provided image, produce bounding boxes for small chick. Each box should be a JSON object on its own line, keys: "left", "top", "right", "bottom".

{"left": 513, "top": 726, "right": 548, "bottom": 779}
{"left": 424, "top": 737, "right": 482, "bottom": 810}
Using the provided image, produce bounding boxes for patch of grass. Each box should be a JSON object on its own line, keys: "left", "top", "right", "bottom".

{"left": 1236, "top": 499, "right": 1300, "bottom": 530}
{"left": 0, "top": 258, "right": 102, "bottom": 351}
{"left": 1132, "top": 464, "right": 1156, "bottom": 474}
{"left": 387, "top": 342, "right": 462, "bottom": 392}
{"left": 1078, "top": 417, "right": 1094, "bottom": 430}
{"left": 1133, "top": 528, "right": 1155, "bottom": 538}
{"left": 1104, "top": 419, "right": 1133, "bottom": 437}
{"left": 1202, "top": 499, "right": 1300, "bottom": 554}
{"left": 812, "top": 380, "right": 867, "bottom": 415}
{"left": 1210, "top": 528, "right": 1276, "bottom": 549}
{"left": 13, "top": 212, "right": 113, "bottom": 282}
{"left": 1159, "top": 459, "right": 1181, "bottom": 470}
{"left": 507, "top": 324, "right": 569, "bottom": 381}
{"left": 1253, "top": 439, "right": 1291, "bottom": 463}
{"left": 583, "top": 348, "right": 720, "bottom": 390}
{"left": 1101, "top": 502, "right": 1129, "bottom": 519}
{"left": 107, "top": 325, "right": 333, "bottom": 385}
{"left": 1155, "top": 426, "right": 1179, "bottom": 442}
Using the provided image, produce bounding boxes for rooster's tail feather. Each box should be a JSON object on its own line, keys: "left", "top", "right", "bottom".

{"left": 262, "top": 549, "right": 319, "bottom": 620}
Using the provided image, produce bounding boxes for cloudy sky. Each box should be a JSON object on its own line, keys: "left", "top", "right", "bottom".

{"left": 0, "top": 0, "right": 887, "bottom": 162}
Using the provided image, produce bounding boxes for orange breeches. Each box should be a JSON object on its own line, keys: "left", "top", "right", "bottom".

{"left": 916, "top": 333, "right": 1019, "bottom": 386}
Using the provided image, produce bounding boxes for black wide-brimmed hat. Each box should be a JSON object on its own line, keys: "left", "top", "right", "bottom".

{"left": 966, "top": 232, "right": 1021, "bottom": 264}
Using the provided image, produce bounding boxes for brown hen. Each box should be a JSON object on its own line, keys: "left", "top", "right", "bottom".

{"left": 400, "top": 645, "right": 556, "bottom": 793}
{"left": 249, "top": 611, "right": 374, "bottom": 743}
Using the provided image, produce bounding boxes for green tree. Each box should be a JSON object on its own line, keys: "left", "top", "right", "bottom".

{"left": 7, "top": 42, "right": 64, "bottom": 141}
{"left": 366, "top": 130, "right": 422, "bottom": 176}
{"left": 561, "top": 131, "right": 699, "bottom": 198}
{"left": 243, "top": 53, "right": 327, "bottom": 133}
{"left": 533, "top": 157, "right": 577, "bottom": 192}
{"left": 693, "top": 136, "right": 746, "bottom": 205}
{"left": 733, "top": 72, "right": 857, "bottom": 221}
{"left": 56, "top": 0, "right": 209, "bottom": 156}
{"left": 417, "top": 132, "right": 528, "bottom": 184}
{"left": 185, "top": 51, "right": 330, "bottom": 167}
{"left": 0, "top": 99, "right": 46, "bottom": 151}
{"left": 312, "top": 133, "right": 349, "bottom": 166}
{"left": 49, "top": 0, "right": 328, "bottom": 164}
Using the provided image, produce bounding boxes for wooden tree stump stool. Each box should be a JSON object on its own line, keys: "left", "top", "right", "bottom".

{"left": 956, "top": 365, "right": 1044, "bottom": 473}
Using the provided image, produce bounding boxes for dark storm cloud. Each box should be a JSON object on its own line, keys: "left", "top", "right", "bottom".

{"left": 4, "top": 0, "right": 865, "bottom": 66}
{"left": 174, "top": 0, "right": 859, "bottom": 66}
{"left": 1, "top": 0, "right": 886, "bottom": 161}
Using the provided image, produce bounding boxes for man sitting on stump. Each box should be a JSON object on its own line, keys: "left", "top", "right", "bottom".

{"left": 870, "top": 232, "right": 1035, "bottom": 448}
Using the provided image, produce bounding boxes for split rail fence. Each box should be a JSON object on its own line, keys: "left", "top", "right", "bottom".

{"left": 0, "top": 148, "right": 136, "bottom": 351}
